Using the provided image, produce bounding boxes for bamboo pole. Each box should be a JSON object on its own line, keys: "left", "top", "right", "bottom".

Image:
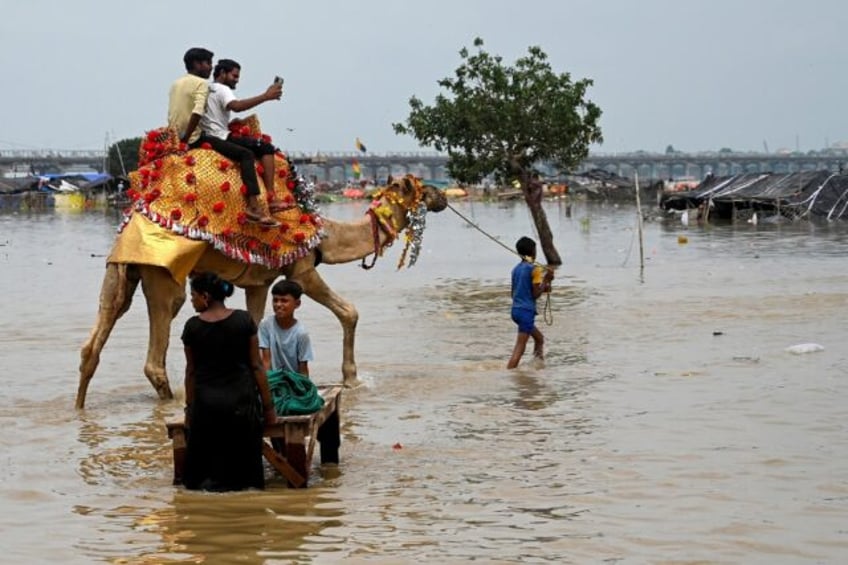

{"left": 635, "top": 172, "right": 645, "bottom": 273}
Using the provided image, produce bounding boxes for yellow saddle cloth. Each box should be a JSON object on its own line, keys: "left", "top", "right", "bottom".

{"left": 121, "top": 119, "right": 322, "bottom": 270}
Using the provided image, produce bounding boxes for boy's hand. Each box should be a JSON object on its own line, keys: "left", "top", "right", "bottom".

{"left": 542, "top": 268, "right": 554, "bottom": 292}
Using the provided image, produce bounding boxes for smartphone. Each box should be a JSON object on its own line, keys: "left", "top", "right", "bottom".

{"left": 273, "top": 76, "right": 284, "bottom": 86}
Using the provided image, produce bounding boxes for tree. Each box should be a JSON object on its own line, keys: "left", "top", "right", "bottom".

{"left": 393, "top": 37, "right": 602, "bottom": 265}
{"left": 106, "top": 137, "right": 141, "bottom": 178}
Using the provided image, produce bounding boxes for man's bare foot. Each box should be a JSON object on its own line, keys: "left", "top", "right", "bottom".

{"left": 245, "top": 206, "right": 279, "bottom": 227}
{"left": 269, "top": 200, "right": 295, "bottom": 214}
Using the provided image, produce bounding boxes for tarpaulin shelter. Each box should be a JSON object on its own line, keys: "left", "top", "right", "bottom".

{"left": 660, "top": 171, "right": 848, "bottom": 220}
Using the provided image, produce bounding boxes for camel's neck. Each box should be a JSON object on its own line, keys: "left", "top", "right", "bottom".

{"left": 318, "top": 213, "right": 403, "bottom": 265}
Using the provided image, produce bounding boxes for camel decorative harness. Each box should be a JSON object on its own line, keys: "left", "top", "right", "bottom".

{"left": 361, "top": 178, "right": 428, "bottom": 270}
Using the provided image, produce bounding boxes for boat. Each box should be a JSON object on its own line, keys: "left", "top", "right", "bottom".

{"left": 444, "top": 187, "right": 468, "bottom": 198}
{"left": 342, "top": 187, "right": 366, "bottom": 199}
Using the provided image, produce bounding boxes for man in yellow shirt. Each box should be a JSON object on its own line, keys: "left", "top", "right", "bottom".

{"left": 168, "top": 47, "right": 214, "bottom": 145}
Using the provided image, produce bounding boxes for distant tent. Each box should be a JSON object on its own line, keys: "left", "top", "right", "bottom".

{"left": 660, "top": 171, "right": 848, "bottom": 220}
{"left": 41, "top": 172, "right": 112, "bottom": 191}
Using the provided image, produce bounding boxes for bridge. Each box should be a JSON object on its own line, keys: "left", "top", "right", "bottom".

{"left": 2, "top": 148, "right": 845, "bottom": 181}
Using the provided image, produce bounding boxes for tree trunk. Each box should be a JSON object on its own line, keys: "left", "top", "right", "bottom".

{"left": 521, "top": 175, "right": 562, "bottom": 266}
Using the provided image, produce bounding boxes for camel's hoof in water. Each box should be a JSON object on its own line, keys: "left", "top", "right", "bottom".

{"left": 343, "top": 378, "right": 365, "bottom": 390}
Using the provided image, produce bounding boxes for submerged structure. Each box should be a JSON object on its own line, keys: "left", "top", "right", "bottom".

{"left": 661, "top": 171, "right": 848, "bottom": 221}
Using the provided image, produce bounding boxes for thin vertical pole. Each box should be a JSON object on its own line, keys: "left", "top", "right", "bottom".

{"left": 635, "top": 172, "right": 645, "bottom": 273}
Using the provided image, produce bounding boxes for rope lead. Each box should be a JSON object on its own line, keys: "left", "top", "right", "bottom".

{"left": 446, "top": 202, "right": 555, "bottom": 325}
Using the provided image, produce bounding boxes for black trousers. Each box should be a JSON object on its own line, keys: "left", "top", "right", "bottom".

{"left": 195, "top": 134, "right": 263, "bottom": 197}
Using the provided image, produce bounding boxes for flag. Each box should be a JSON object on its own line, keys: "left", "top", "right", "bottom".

{"left": 355, "top": 137, "right": 367, "bottom": 153}
{"left": 352, "top": 159, "right": 361, "bottom": 179}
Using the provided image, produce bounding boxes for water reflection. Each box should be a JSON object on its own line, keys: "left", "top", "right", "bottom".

{"left": 134, "top": 489, "right": 345, "bottom": 564}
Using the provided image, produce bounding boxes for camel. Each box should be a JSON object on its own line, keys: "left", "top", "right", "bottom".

{"left": 76, "top": 174, "right": 447, "bottom": 409}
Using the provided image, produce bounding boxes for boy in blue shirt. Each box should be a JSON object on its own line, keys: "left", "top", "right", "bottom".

{"left": 258, "top": 280, "right": 314, "bottom": 376}
{"left": 507, "top": 236, "right": 554, "bottom": 369}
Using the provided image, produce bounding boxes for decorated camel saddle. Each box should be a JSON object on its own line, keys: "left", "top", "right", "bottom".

{"left": 113, "top": 115, "right": 322, "bottom": 281}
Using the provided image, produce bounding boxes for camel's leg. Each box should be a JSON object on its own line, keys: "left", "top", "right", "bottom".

{"left": 244, "top": 284, "right": 272, "bottom": 325}
{"left": 291, "top": 268, "right": 360, "bottom": 386}
{"left": 139, "top": 266, "right": 186, "bottom": 400}
{"left": 77, "top": 263, "right": 140, "bottom": 409}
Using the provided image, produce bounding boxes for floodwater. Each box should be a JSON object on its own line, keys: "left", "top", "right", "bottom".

{"left": 1, "top": 198, "right": 847, "bottom": 564}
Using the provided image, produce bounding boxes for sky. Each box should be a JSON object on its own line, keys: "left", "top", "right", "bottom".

{"left": 2, "top": 0, "right": 847, "bottom": 155}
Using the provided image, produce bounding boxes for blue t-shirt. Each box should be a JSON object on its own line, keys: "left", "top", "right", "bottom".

{"left": 511, "top": 259, "right": 542, "bottom": 312}
{"left": 257, "top": 316, "right": 314, "bottom": 372}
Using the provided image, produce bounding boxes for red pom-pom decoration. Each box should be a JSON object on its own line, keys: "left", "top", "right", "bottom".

{"left": 212, "top": 201, "right": 226, "bottom": 213}
{"left": 220, "top": 181, "right": 231, "bottom": 192}
{"left": 170, "top": 209, "right": 182, "bottom": 221}
{"left": 197, "top": 215, "right": 209, "bottom": 227}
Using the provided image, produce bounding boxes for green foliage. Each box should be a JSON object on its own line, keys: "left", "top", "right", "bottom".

{"left": 106, "top": 137, "right": 141, "bottom": 177}
{"left": 393, "top": 37, "right": 603, "bottom": 185}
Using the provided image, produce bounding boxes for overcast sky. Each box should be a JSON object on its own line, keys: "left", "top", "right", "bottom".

{"left": 2, "top": 0, "right": 846, "bottom": 155}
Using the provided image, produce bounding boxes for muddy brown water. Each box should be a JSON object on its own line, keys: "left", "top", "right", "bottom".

{"left": 1, "top": 200, "right": 847, "bottom": 563}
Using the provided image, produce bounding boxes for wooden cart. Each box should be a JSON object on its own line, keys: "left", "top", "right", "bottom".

{"left": 166, "top": 385, "right": 342, "bottom": 488}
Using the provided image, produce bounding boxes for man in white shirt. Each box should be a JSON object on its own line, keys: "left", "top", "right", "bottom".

{"left": 198, "top": 59, "right": 287, "bottom": 226}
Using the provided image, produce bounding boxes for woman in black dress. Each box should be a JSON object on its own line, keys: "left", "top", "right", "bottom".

{"left": 181, "top": 272, "right": 277, "bottom": 491}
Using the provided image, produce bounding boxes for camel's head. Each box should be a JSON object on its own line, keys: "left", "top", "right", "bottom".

{"left": 369, "top": 174, "right": 448, "bottom": 268}
{"left": 379, "top": 174, "right": 447, "bottom": 213}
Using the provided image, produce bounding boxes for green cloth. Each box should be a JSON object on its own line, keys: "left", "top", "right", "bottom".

{"left": 266, "top": 368, "right": 324, "bottom": 416}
